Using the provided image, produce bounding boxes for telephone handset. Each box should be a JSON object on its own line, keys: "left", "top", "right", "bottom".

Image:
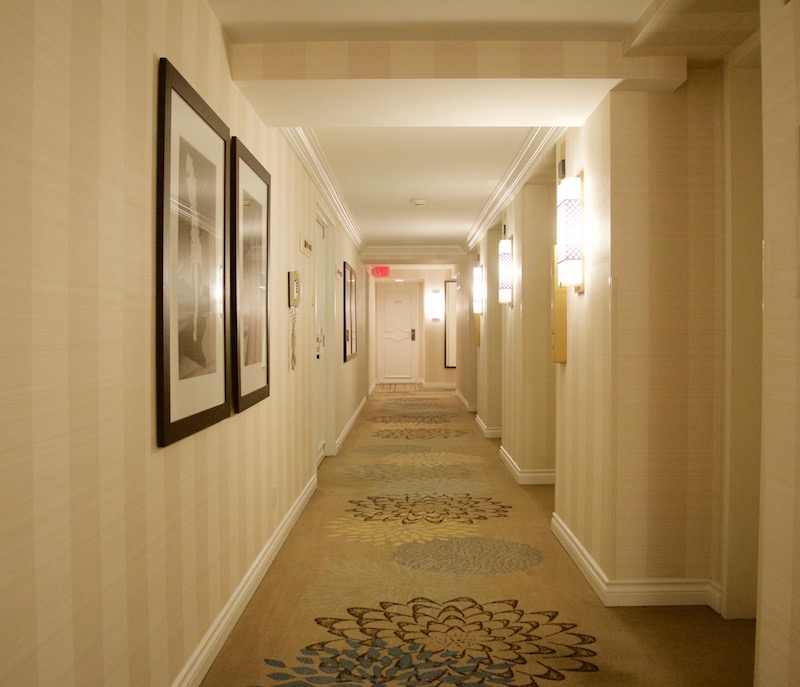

{"left": 288, "top": 271, "right": 300, "bottom": 370}
{"left": 288, "top": 271, "right": 301, "bottom": 307}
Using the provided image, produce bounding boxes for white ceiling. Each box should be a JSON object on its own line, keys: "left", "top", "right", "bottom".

{"left": 207, "top": 0, "right": 759, "bottom": 258}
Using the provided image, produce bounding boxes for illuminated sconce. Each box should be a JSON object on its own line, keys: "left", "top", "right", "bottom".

{"left": 472, "top": 265, "right": 484, "bottom": 314}
{"left": 427, "top": 288, "right": 445, "bottom": 321}
{"left": 557, "top": 175, "right": 584, "bottom": 291}
{"left": 498, "top": 237, "right": 513, "bottom": 305}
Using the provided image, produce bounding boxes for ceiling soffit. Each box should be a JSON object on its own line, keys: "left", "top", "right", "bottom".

{"left": 230, "top": 40, "right": 686, "bottom": 90}
{"left": 215, "top": 1, "right": 759, "bottom": 257}
{"left": 624, "top": 0, "right": 759, "bottom": 63}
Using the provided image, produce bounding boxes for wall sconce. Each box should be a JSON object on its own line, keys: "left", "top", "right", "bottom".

{"left": 557, "top": 175, "right": 584, "bottom": 291}
{"left": 472, "top": 265, "right": 484, "bottom": 314}
{"left": 427, "top": 288, "right": 445, "bottom": 321}
{"left": 498, "top": 237, "right": 513, "bottom": 305}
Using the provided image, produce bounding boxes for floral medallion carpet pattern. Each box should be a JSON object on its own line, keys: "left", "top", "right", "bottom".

{"left": 373, "top": 427, "right": 467, "bottom": 440}
{"left": 201, "top": 387, "right": 756, "bottom": 687}
{"left": 263, "top": 598, "right": 597, "bottom": 686}
{"left": 346, "top": 494, "right": 511, "bottom": 525}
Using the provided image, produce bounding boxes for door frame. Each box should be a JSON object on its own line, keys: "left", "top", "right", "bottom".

{"left": 315, "top": 211, "right": 336, "bottom": 462}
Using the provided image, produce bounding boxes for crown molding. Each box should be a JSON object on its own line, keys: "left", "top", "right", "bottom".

{"left": 466, "top": 126, "right": 566, "bottom": 250}
{"left": 281, "top": 127, "right": 363, "bottom": 248}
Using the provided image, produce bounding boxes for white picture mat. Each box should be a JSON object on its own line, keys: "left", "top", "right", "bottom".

{"left": 169, "top": 90, "right": 226, "bottom": 422}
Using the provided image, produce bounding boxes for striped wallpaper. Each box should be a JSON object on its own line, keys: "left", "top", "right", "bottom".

{"left": 475, "top": 228, "right": 503, "bottom": 435}
{"left": 554, "top": 97, "right": 616, "bottom": 575}
{"left": 499, "top": 182, "right": 557, "bottom": 482}
{"left": 3, "top": 0, "right": 799, "bottom": 685}
{"left": 455, "top": 253, "right": 478, "bottom": 409}
{"left": 0, "top": 0, "right": 365, "bottom": 685}
{"left": 554, "top": 73, "right": 725, "bottom": 582}
{"left": 756, "top": 2, "right": 800, "bottom": 685}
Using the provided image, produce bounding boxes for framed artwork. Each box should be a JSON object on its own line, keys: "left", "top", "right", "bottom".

{"left": 343, "top": 261, "right": 357, "bottom": 361}
{"left": 156, "top": 57, "right": 230, "bottom": 446}
{"left": 231, "top": 137, "right": 270, "bottom": 412}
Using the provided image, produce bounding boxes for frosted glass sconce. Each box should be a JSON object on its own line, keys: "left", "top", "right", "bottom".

{"left": 472, "top": 265, "right": 484, "bottom": 314}
{"left": 427, "top": 288, "right": 445, "bottom": 321}
{"left": 498, "top": 237, "right": 513, "bottom": 305}
{"left": 557, "top": 175, "right": 584, "bottom": 291}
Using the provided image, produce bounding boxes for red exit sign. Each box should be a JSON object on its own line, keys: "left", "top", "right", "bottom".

{"left": 373, "top": 265, "right": 390, "bottom": 277}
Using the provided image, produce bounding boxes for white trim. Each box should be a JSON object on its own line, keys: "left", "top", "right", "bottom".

{"left": 281, "top": 127, "right": 363, "bottom": 248}
{"left": 335, "top": 395, "right": 367, "bottom": 454}
{"left": 172, "top": 474, "right": 318, "bottom": 687}
{"left": 455, "top": 389, "right": 477, "bottom": 412}
{"left": 466, "top": 126, "right": 567, "bottom": 249}
{"left": 475, "top": 414, "right": 502, "bottom": 438}
{"left": 499, "top": 446, "right": 555, "bottom": 485}
{"left": 550, "top": 512, "right": 722, "bottom": 612}
{"left": 423, "top": 381, "right": 456, "bottom": 390}
{"left": 368, "top": 380, "right": 377, "bottom": 396}
{"left": 316, "top": 442, "right": 326, "bottom": 467}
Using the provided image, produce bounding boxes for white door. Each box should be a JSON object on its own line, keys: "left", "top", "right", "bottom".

{"left": 314, "top": 219, "right": 327, "bottom": 460}
{"left": 377, "top": 282, "right": 419, "bottom": 382}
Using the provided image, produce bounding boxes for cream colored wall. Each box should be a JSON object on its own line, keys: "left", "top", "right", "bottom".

{"left": 756, "top": 2, "right": 800, "bottom": 683}
{"left": 422, "top": 269, "right": 457, "bottom": 387}
{"left": 456, "top": 255, "right": 479, "bottom": 410}
{"left": 555, "top": 70, "right": 726, "bottom": 582}
{"left": 554, "top": 98, "right": 616, "bottom": 574}
{"left": 367, "top": 270, "right": 377, "bottom": 391}
{"left": 499, "top": 183, "right": 557, "bottom": 479}
{"left": 609, "top": 71, "right": 725, "bottom": 581}
{"left": 721, "top": 64, "right": 762, "bottom": 620}
{"left": 476, "top": 228, "right": 503, "bottom": 434}
{"left": 0, "top": 0, "right": 364, "bottom": 684}
{"left": 335, "top": 241, "right": 368, "bottom": 440}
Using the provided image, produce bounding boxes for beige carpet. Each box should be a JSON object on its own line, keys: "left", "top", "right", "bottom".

{"left": 202, "top": 388, "right": 755, "bottom": 686}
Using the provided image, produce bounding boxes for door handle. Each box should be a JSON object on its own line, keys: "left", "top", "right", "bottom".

{"left": 411, "top": 328, "right": 416, "bottom": 341}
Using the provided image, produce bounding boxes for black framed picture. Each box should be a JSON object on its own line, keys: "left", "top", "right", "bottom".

{"left": 344, "top": 261, "right": 357, "bottom": 362}
{"left": 231, "top": 137, "right": 270, "bottom": 412}
{"left": 156, "top": 57, "right": 230, "bottom": 446}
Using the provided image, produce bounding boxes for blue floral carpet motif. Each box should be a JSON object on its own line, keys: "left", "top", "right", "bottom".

{"left": 257, "top": 597, "right": 597, "bottom": 686}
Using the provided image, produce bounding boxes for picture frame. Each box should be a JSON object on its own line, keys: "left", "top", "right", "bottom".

{"left": 156, "top": 57, "right": 231, "bottom": 446}
{"left": 231, "top": 137, "right": 270, "bottom": 412}
{"left": 343, "top": 261, "right": 357, "bottom": 362}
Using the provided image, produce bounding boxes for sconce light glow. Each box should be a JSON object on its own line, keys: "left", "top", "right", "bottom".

{"left": 557, "top": 176, "right": 584, "bottom": 288}
{"left": 472, "top": 265, "right": 484, "bottom": 314}
{"left": 427, "top": 288, "right": 445, "bottom": 321}
{"left": 498, "top": 238, "right": 513, "bottom": 305}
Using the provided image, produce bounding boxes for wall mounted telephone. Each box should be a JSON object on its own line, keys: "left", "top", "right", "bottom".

{"left": 288, "top": 271, "right": 300, "bottom": 370}
{"left": 288, "top": 271, "right": 301, "bottom": 307}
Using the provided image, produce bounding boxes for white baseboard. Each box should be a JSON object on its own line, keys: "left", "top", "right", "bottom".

{"left": 550, "top": 512, "right": 721, "bottom": 612}
{"left": 335, "top": 395, "right": 366, "bottom": 454}
{"left": 499, "top": 446, "right": 555, "bottom": 485}
{"left": 172, "top": 474, "right": 318, "bottom": 687}
{"left": 368, "top": 380, "right": 376, "bottom": 396}
{"left": 455, "top": 389, "right": 477, "bottom": 412}
{"left": 475, "top": 414, "right": 501, "bottom": 439}
{"left": 316, "top": 442, "right": 326, "bottom": 467}
{"left": 423, "top": 381, "right": 456, "bottom": 390}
